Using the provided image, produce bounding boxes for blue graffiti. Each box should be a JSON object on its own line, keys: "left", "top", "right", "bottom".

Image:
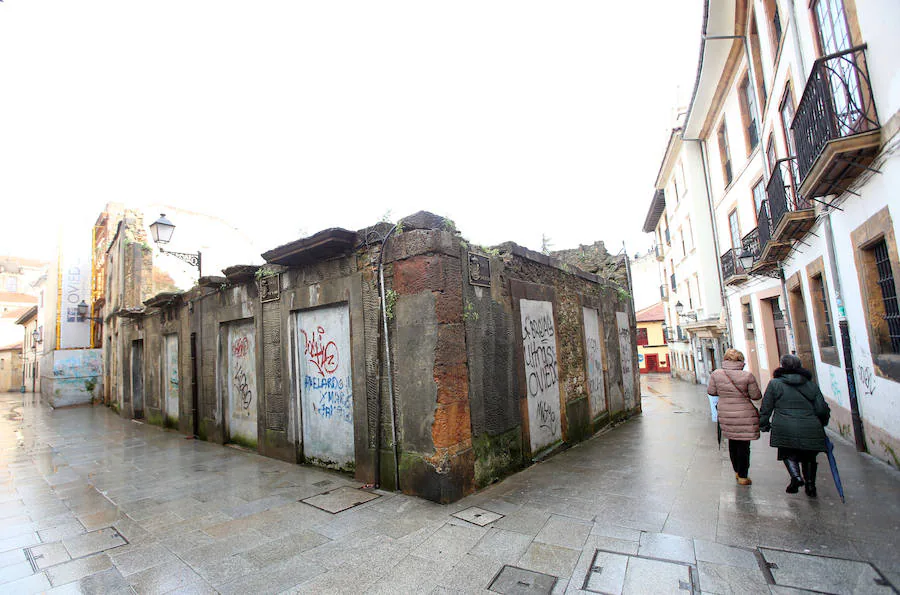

{"left": 304, "top": 375, "right": 352, "bottom": 423}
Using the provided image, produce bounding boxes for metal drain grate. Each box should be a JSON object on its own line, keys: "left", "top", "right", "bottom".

{"left": 759, "top": 547, "right": 896, "bottom": 593}
{"left": 301, "top": 486, "right": 380, "bottom": 514}
{"left": 582, "top": 549, "right": 697, "bottom": 594}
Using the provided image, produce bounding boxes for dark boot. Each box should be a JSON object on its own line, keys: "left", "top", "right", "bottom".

{"left": 802, "top": 461, "right": 818, "bottom": 497}
{"left": 784, "top": 459, "right": 804, "bottom": 493}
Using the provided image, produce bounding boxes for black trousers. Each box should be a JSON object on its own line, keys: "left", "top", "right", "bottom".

{"left": 728, "top": 439, "right": 751, "bottom": 478}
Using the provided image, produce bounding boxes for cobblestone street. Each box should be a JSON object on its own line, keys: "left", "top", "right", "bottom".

{"left": 1, "top": 376, "right": 899, "bottom": 594}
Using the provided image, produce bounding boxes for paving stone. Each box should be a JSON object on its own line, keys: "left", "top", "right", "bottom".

{"left": 301, "top": 486, "right": 380, "bottom": 514}
{"left": 760, "top": 548, "right": 894, "bottom": 594}
{"left": 126, "top": 557, "right": 205, "bottom": 594}
{"left": 589, "top": 523, "right": 642, "bottom": 542}
{"left": 192, "top": 552, "right": 260, "bottom": 586}
{"left": 0, "top": 570, "right": 52, "bottom": 594}
{"left": 367, "top": 553, "right": 454, "bottom": 595}
{"left": 29, "top": 541, "right": 72, "bottom": 569}
{"left": 622, "top": 556, "right": 693, "bottom": 594}
{"left": 452, "top": 506, "right": 504, "bottom": 527}
{"left": 534, "top": 515, "right": 592, "bottom": 550}
{"left": 693, "top": 539, "right": 760, "bottom": 570}
{"left": 411, "top": 523, "right": 487, "bottom": 565}
{"left": 518, "top": 542, "right": 580, "bottom": 580}
{"left": 492, "top": 506, "right": 552, "bottom": 536}
{"left": 37, "top": 521, "right": 88, "bottom": 543}
{"left": 0, "top": 547, "right": 27, "bottom": 568}
{"left": 470, "top": 528, "right": 534, "bottom": 563}
{"left": 45, "top": 553, "right": 113, "bottom": 587}
{"left": 490, "top": 564, "right": 558, "bottom": 594}
{"left": 62, "top": 527, "right": 126, "bottom": 559}
{"left": 582, "top": 550, "right": 629, "bottom": 594}
{"left": 697, "top": 560, "right": 770, "bottom": 595}
{"left": 109, "top": 542, "right": 177, "bottom": 576}
{"left": 0, "top": 559, "right": 35, "bottom": 584}
{"left": 243, "top": 531, "right": 330, "bottom": 567}
{"left": 638, "top": 532, "right": 696, "bottom": 564}
{"left": 0, "top": 531, "right": 41, "bottom": 553}
{"left": 215, "top": 553, "right": 323, "bottom": 594}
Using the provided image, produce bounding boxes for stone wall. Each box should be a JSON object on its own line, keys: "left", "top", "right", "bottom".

{"left": 104, "top": 211, "right": 640, "bottom": 503}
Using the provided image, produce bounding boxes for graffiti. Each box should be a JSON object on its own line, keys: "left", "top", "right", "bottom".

{"left": 233, "top": 365, "right": 253, "bottom": 409}
{"left": 616, "top": 312, "right": 635, "bottom": 408}
{"left": 520, "top": 300, "right": 562, "bottom": 452}
{"left": 858, "top": 364, "right": 876, "bottom": 397}
{"left": 301, "top": 326, "right": 339, "bottom": 377}
{"left": 829, "top": 367, "right": 842, "bottom": 402}
{"left": 305, "top": 375, "right": 352, "bottom": 422}
{"left": 232, "top": 336, "right": 250, "bottom": 358}
{"left": 536, "top": 400, "right": 557, "bottom": 432}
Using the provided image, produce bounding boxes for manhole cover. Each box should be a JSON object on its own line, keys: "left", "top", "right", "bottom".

{"left": 453, "top": 506, "right": 504, "bottom": 526}
{"left": 583, "top": 550, "right": 696, "bottom": 594}
{"left": 301, "top": 486, "right": 379, "bottom": 514}
{"left": 759, "top": 548, "right": 895, "bottom": 594}
{"left": 489, "top": 565, "right": 557, "bottom": 594}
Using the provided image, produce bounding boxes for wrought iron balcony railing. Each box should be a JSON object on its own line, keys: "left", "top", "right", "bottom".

{"left": 792, "top": 45, "right": 880, "bottom": 191}
{"left": 720, "top": 248, "right": 747, "bottom": 284}
{"left": 757, "top": 200, "right": 772, "bottom": 260}
{"left": 766, "top": 157, "right": 812, "bottom": 234}
{"left": 742, "top": 227, "right": 760, "bottom": 263}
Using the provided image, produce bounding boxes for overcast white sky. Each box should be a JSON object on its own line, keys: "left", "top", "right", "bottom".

{"left": 0, "top": 1, "right": 702, "bottom": 263}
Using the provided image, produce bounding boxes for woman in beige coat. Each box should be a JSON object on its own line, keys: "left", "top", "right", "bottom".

{"left": 707, "top": 349, "right": 762, "bottom": 485}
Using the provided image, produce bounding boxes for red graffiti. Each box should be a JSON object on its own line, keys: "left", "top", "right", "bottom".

{"left": 232, "top": 336, "right": 250, "bottom": 358}
{"left": 301, "top": 326, "right": 339, "bottom": 377}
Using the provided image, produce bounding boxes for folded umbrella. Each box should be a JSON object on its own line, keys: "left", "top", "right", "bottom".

{"left": 824, "top": 435, "right": 845, "bottom": 503}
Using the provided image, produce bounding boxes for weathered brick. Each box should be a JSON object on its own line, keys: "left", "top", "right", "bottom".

{"left": 393, "top": 255, "right": 444, "bottom": 294}
{"left": 435, "top": 289, "right": 463, "bottom": 324}
{"left": 435, "top": 323, "right": 467, "bottom": 365}
{"left": 432, "top": 401, "right": 472, "bottom": 448}
{"left": 435, "top": 363, "right": 469, "bottom": 405}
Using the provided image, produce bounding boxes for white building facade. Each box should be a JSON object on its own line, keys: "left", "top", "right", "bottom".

{"left": 671, "top": 0, "right": 900, "bottom": 467}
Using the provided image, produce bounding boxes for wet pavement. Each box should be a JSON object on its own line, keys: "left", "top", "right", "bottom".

{"left": 1, "top": 375, "right": 898, "bottom": 594}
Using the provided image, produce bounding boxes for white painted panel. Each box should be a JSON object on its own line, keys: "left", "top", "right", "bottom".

{"left": 520, "top": 299, "right": 562, "bottom": 453}
{"left": 617, "top": 312, "right": 635, "bottom": 410}
{"left": 583, "top": 307, "right": 606, "bottom": 417}
{"left": 164, "top": 334, "right": 178, "bottom": 421}
{"left": 296, "top": 304, "right": 354, "bottom": 467}
{"left": 227, "top": 321, "right": 257, "bottom": 444}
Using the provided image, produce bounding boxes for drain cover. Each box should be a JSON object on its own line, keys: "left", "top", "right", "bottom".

{"left": 301, "top": 486, "right": 379, "bottom": 513}
{"left": 759, "top": 548, "right": 895, "bottom": 594}
{"left": 453, "top": 506, "right": 504, "bottom": 527}
{"left": 489, "top": 565, "right": 557, "bottom": 594}
{"left": 583, "top": 550, "right": 696, "bottom": 594}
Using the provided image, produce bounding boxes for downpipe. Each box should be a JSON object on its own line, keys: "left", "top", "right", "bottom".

{"left": 376, "top": 225, "right": 401, "bottom": 491}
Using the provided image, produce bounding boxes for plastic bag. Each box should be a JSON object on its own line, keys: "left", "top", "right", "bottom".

{"left": 708, "top": 395, "right": 719, "bottom": 422}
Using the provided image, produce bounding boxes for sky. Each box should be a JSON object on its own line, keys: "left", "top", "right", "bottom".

{"left": 0, "top": 0, "right": 703, "bottom": 264}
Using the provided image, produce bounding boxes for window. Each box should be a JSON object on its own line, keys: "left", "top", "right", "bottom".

{"left": 779, "top": 86, "right": 800, "bottom": 188}
{"left": 766, "top": 135, "right": 777, "bottom": 174}
{"left": 813, "top": 0, "right": 852, "bottom": 56}
{"left": 739, "top": 75, "right": 760, "bottom": 153}
{"left": 5, "top": 277, "right": 16, "bottom": 292}
{"left": 686, "top": 282, "right": 693, "bottom": 310}
{"left": 718, "top": 121, "right": 733, "bottom": 186}
{"left": 811, "top": 274, "right": 835, "bottom": 346}
{"left": 636, "top": 328, "right": 648, "bottom": 346}
{"left": 764, "top": 0, "right": 783, "bottom": 54}
{"left": 686, "top": 218, "right": 694, "bottom": 250}
{"left": 752, "top": 179, "right": 766, "bottom": 223}
{"left": 671, "top": 272, "right": 677, "bottom": 292}
{"left": 680, "top": 230, "right": 686, "bottom": 258}
{"left": 728, "top": 209, "right": 741, "bottom": 249}
{"left": 748, "top": 10, "right": 768, "bottom": 107}
{"left": 872, "top": 240, "right": 900, "bottom": 353}
{"left": 852, "top": 208, "right": 900, "bottom": 382}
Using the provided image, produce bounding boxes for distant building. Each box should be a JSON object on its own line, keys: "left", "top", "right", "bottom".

{"left": 15, "top": 306, "right": 39, "bottom": 393}
{"left": 636, "top": 303, "right": 670, "bottom": 374}
{"left": 0, "top": 342, "right": 23, "bottom": 392}
{"left": 630, "top": 248, "right": 664, "bottom": 312}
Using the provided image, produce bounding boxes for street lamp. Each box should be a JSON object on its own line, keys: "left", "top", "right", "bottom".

{"left": 150, "top": 214, "right": 202, "bottom": 275}
{"left": 675, "top": 301, "right": 697, "bottom": 321}
{"left": 76, "top": 300, "right": 103, "bottom": 322}
{"left": 738, "top": 248, "right": 755, "bottom": 271}
{"left": 30, "top": 328, "right": 39, "bottom": 393}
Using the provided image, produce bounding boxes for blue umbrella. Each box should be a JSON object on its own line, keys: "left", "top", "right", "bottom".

{"left": 824, "top": 435, "right": 845, "bottom": 503}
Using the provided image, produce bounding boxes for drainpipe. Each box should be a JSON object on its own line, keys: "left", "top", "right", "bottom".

{"left": 823, "top": 215, "right": 867, "bottom": 451}
{"left": 376, "top": 226, "right": 401, "bottom": 491}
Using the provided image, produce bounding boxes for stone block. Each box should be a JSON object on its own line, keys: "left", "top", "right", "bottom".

{"left": 435, "top": 323, "right": 467, "bottom": 365}
{"left": 432, "top": 401, "right": 472, "bottom": 448}
{"left": 435, "top": 288, "right": 463, "bottom": 324}
{"left": 434, "top": 363, "right": 469, "bottom": 405}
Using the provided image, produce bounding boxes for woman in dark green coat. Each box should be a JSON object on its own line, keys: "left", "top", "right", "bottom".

{"left": 759, "top": 354, "right": 831, "bottom": 497}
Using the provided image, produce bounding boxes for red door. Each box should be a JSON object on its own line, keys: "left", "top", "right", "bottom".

{"left": 645, "top": 353, "right": 659, "bottom": 373}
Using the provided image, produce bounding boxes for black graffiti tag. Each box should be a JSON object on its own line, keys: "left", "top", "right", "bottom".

{"left": 536, "top": 400, "right": 558, "bottom": 434}
{"left": 233, "top": 365, "right": 253, "bottom": 410}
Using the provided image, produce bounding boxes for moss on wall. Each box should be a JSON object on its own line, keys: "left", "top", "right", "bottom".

{"left": 473, "top": 427, "right": 524, "bottom": 489}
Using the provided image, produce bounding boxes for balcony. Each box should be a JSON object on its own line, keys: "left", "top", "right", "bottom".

{"left": 767, "top": 158, "right": 816, "bottom": 245}
{"left": 720, "top": 248, "right": 748, "bottom": 285}
{"left": 792, "top": 45, "right": 881, "bottom": 199}
{"left": 654, "top": 243, "right": 663, "bottom": 261}
{"left": 751, "top": 200, "right": 785, "bottom": 273}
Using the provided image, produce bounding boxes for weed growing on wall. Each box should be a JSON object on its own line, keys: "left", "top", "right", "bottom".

{"left": 385, "top": 289, "right": 398, "bottom": 321}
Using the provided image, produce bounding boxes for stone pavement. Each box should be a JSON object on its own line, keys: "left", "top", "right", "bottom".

{"left": 1, "top": 376, "right": 898, "bottom": 594}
